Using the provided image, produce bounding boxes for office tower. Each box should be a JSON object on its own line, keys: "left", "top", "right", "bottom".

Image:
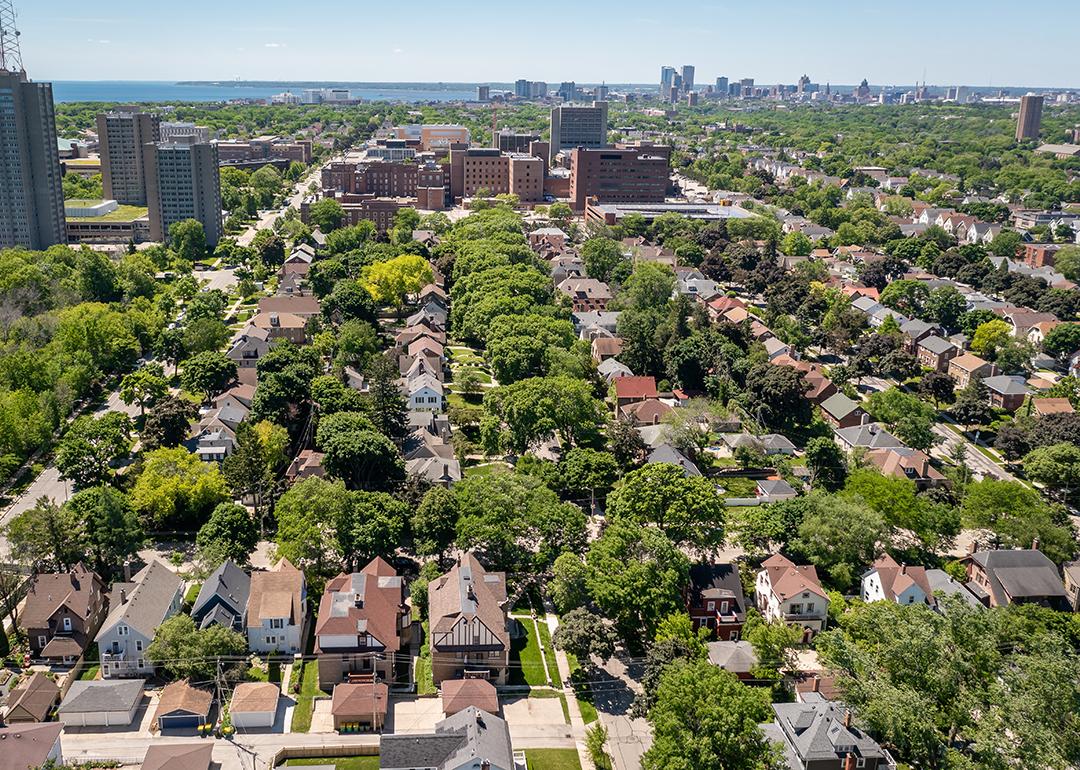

{"left": 160, "top": 122, "right": 210, "bottom": 143}
{"left": 740, "top": 78, "right": 755, "bottom": 97}
{"left": 549, "top": 101, "right": 609, "bottom": 164}
{"left": 514, "top": 79, "right": 529, "bottom": 98}
{"left": 476, "top": 85, "right": 490, "bottom": 102}
{"left": 529, "top": 81, "right": 547, "bottom": 98}
{"left": 680, "top": 65, "right": 695, "bottom": 93}
{"left": 144, "top": 134, "right": 223, "bottom": 247}
{"left": 716, "top": 76, "right": 729, "bottom": 96}
{"left": 595, "top": 84, "right": 609, "bottom": 101}
{"left": 558, "top": 82, "right": 578, "bottom": 101}
{"left": 96, "top": 109, "right": 161, "bottom": 205}
{"left": 661, "top": 66, "right": 676, "bottom": 95}
{"left": 687, "top": 91, "right": 699, "bottom": 106}
{"left": 797, "top": 74, "right": 810, "bottom": 94}
{"left": 1015, "top": 95, "right": 1044, "bottom": 141}
{"left": 568, "top": 146, "right": 669, "bottom": 211}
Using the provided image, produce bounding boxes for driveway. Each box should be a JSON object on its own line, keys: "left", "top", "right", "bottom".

{"left": 309, "top": 697, "right": 335, "bottom": 734}
{"left": 593, "top": 658, "right": 652, "bottom": 770}
{"left": 503, "top": 694, "right": 573, "bottom": 744}
{"left": 386, "top": 695, "right": 443, "bottom": 733}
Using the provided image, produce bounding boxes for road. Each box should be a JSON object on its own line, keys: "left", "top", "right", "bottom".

{"left": 592, "top": 657, "right": 651, "bottom": 770}
{"left": 930, "top": 422, "right": 1016, "bottom": 483}
{"left": 236, "top": 160, "right": 328, "bottom": 248}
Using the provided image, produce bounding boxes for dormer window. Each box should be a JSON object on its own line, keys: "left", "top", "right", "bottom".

{"left": 270, "top": 618, "right": 284, "bottom": 629}
{"left": 118, "top": 625, "right": 129, "bottom": 636}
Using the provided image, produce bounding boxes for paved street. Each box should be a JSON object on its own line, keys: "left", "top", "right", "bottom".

{"left": 930, "top": 422, "right": 1016, "bottom": 483}
{"left": 593, "top": 657, "right": 650, "bottom": 770}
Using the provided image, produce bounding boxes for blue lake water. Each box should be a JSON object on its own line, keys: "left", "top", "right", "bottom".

{"left": 50, "top": 81, "right": 483, "bottom": 104}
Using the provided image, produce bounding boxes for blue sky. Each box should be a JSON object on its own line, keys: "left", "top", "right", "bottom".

{"left": 18, "top": 0, "right": 1078, "bottom": 87}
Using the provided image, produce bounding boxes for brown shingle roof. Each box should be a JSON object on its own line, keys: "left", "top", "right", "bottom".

{"left": 441, "top": 678, "right": 499, "bottom": 716}
{"left": 4, "top": 672, "right": 59, "bottom": 722}
{"left": 315, "top": 557, "right": 404, "bottom": 653}
{"left": 247, "top": 559, "right": 305, "bottom": 628}
{"left": 230, "top": 682, "right": 280, "bottom": 714}
{"left": 0, "top": 723, "right": 63, "bottom": 768}
{"left": 20, "top": 564, "right": 102, "bottom": 630}
{"left": 761, "top": 554, "right": 827, "bottom": 601}
{"left": 429, "top": 554, "right": 509, "bottom": 650}
{"left": 154, "top": 680, "right": 212, "bottom": 726}
{"left": 141, "top": 743, "right": 214, "bottom": 770}
{"left": 331, "top": 682, "right": 389, "bottom": 717}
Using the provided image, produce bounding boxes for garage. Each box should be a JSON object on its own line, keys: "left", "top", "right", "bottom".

{"left": 230, "top": 681, "right": 279, "bottom": 729}
{"left": 57, "top": 679, "right": 144, "bottom": 727}
{"left": 154, "top": 680, "right": 212, "bottom": 732}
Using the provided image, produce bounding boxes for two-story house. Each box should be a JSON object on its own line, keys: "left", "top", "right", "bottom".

{"left": 95, "top": 561, "right": 183, "bottom": 678}
{"left": 247, "top": 559, "right": 307, "bottom": 654}
{"left": 316, "top": 557, "right": 412, "bottom": 687}
{"left": 428, "top": 554, "right": 510, "bottom": 685}
{"left": 755, "top": 555, "right": 829, "bottom": 642}
{"left": 762, "top": 702, "right": 896, "bottom": 770}
{"left": 860, "top": 555, "right": 934, "bottom": 608}
{"left": 685, "top": 563, "right": 747, "bottom": 641}
{"left": 20, "top": 564, "right": 107, "bottom": 664}
{"left": 961, "top": 545, "right": 1069, "bottom": 610}
{"left": 191, "top": 561, "right": 250, "bottom": 632}
{"left": 226, "top": 325, "right": 272, "bottom": 371}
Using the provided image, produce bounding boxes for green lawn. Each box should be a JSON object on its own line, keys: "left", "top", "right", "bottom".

{"left": 416, "top": 621, "right": 435, "bottom": 695}
{"left": 463, "top": 462, "right": 511, "bottom": 478}
{"left": 67, "top": 203, "right": 148, "bottom": 222}
{"left": 535, "top": 620, "right": 561, "bottom": 686}
{"left": 525, "top": 749, "right": 583, "bottom": 770}
{"left": 290, "top": 660, "right": 326, "bottom": 733}
{"left": 286, "top": 759, "right": 379, "bottom": 769}
{"left": 719, "top": 476, "right": 759, "bottom": 497}
{"left": 563, "top": 653, "right": 598, "bottom": 724}
{"left": 510, "top": 616, "right": 551, "bottom": 687}
{"left": 79, "top": 663, "right": 100, "bottom": 681}
{"left": 183, "top": 582, "right": 202, "bottom": 606}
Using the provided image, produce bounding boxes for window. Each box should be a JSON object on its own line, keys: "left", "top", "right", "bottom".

{"left": 266, "top": 636, "right": 275, "bottom": 645}
{"left": 729, "top": 630, "right": 740, "bottom": 641}
{"left": 135, "top": 640, "right": 143, "bottom": 652}
{"left": 63, "top": 617, "right": 72, "bottom": 632}
{"left": 856, "top": 759, "right": 866, "bottom": 769}
{"left": 271, "top": 618, "right": 284, "bottom": 629}
{"left": 789, "top": 603, "right": 803, "bottom": 615}
{"left": 806, "top": 603, "right": 815, "bottom": 613}
{"left": 706, "top": 601, "right": 714, "bottom": 612}
{"left": 118, "top": 625, "right": 129, "bottom": 636}
{"left": 138, "top": 658, "right": 145, "bottom": 669}
{"left": 720, "top": 600, "right": 730, "bottom": 615}
{"left": 38, "top": 635, "right": 46, "bottom": 648}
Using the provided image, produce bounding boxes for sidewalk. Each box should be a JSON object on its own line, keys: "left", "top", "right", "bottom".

{"left": 546, "top": 612, "right": 595, "bottom": 770}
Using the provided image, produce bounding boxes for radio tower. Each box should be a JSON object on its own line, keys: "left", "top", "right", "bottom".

{"left": 0, "top": 0, "right": 23, "bottom": 72}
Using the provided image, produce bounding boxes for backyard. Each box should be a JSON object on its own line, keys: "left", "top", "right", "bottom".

{"left": 290, "top": 659, "right": 325, "bottom": 733}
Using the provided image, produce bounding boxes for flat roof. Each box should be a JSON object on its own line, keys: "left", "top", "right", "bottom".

{"left": 67, "top": 204, "right": 149, "bottom": 222}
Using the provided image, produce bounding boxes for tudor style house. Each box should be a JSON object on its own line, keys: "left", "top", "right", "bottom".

{"left": 685, "top": 563, "right": 748, "bottom": 641}
{"left": 20, "top": 564, "right": 107, "bottom": 664}
{"left": 755, "top": 555, "right": 830, "bottom": 642}
{"left": 95, "top": 561, "right": 183, "bottom": 678}
{"left": 428, "top": 554, "right": 510, "bottom": 685}
{"left": 315, "top": 557, "right": 412, "bottom": 686}
{"left": 247, "top": 559, "right": 307, "bottom": 654}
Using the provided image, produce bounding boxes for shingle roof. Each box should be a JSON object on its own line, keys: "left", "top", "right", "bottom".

{"left": 230, "top": 681, "right": 280, "bottom": 714}
{"left": 4, "top": 672, "right": 59, "bottom": 722}
{"left": 820, "top": 392, "right": 862, "bottom": 420}
{"left": 834, "top": 423, "right": 904, "bottom": 449}
{"left": 0, "top": 723, "right": 63, "bottom": 769}
{"left": 192, "top": 561, "right": 249, "bottom": 629}
{"left": 141, "top": 743, "right": 214, "bottom": 770}
{"left": 771, "top": 701, "right": 886, "bottom": 763}
{"left": 441, "top": 678, "right": 499, "bottom": 716}
{"left": 687, "top": 564, "right": 746, "bottom": 620}
{"left": 981, "top": 375, "right": 1028, "bottom": 396}
{"left": 918, "top": 335, "right": 956, "bottom": 355}
{"left": 614, "top": 376, "right": 658, "bottom": 401}
{"left": 863, "top": 554, "right": 933, "bottom": 604}
{"left": 379, "top": 707, "right": 513, "bottom": 770}
{"left": 761, "top": 555, "right": 827, "bottom": 601}
{"left": 59, "top": 679, "right": 144, "bottom": 714}
{"left": 247, "top": 559, "right": 305, "bottom": 628}
{"left": 707, "top": 641, "right": 758, "bottom": 673}
{"left": 21, "top": 564, "right": 102, "bottom": 630}
{"left": 428, "top": 554, "right": 508, "bottom": 651}
{"left": 331, "top": 682, "right": 389, "bottom": 717}
{"left": 316, "top": 557, "right": 404, "bottom": 653}
{"left": 967, "top": 549, "right": 1067, "bottom": 604}
{"left": 154, "top": 680, "right": 212, "bottom": 725}
{"left": 97, "top": 560, "right": 182, "bottom": 639}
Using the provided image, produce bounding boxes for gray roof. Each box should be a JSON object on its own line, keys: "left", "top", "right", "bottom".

{"left": 597, "top": 358, "right": 633, "bottom": 377}
{"left": 770, "top": 701, "right": 886, "bottom": 764}
{"left": 59, "top": 679, "right": 145, "bottom": 714}
{"left": 758, "top": 479, "right": 797, "bottom": 496}
{"left": 901, "top": 319, "right": 936, "bottom": 337}
{"left": 925, "top": 569, "right": 983, "bottom": 609}
{"left": 918, "top": 335, "right": 956, "bottom": 355}
{"left": 707, "top": 641, "right": 758, "bottom": 673}
{"left": 820, "top": 392, "right": 862, "bottom": 420}
{"left": 97, "top": 560, "right": 182, "bottom": 639}
{"left": 967, "top": 549, "right": 1067, "bottom": 605}
{"left": 646, "top": 444, "right": 701, "bottom": 476}
{"left": 380, "top": 707, "right": 513, "bottom": 770}
{"left": 192, "top": 561, "right": 250, "bottom": 629}
{"left": 760, "top": 434, "right": 797, "bottom": 452}
{"left": 833, "top": 423, "right": 904, "bottom": 450}
{"left": 981, "top": 375, "right": 1028, "bottom": 396}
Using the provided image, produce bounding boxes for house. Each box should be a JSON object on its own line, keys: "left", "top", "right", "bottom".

{"left": 833, "top": 422, "right": 904, "bottom": 452}
{"left": 227, "top": 325, "right": 272, "bottom": 370}
{"left": 57, "top": 679, "right": 145, "bottom": 727}
{"left": 20, "top": 563, "right": 107, "bottom": 664}
{"left": 417, "top": 283, "right": 448, "bottom": 308}
{"left": 900, "top": 319, "right": 939, "bottom": 352}
{"left": 406, "top": 457, "right": 463, "bottom": 487}
{"left": 759, "top": 434, "right": 797, "bottom": 456}
{"left": 755, "top": 555, "right": 829, "bottom": 641}
{"left": 379, "top": 707, "right": 514, "bottom": 770}
{"left": 331, "top": 681, "right": 389, "bottom": 732}
{"left": 250, "top": 311, "right": 308, "bottom": 345}
{"left": 916, "top": 335, "right": 959, "bottom": 372}
{"left": 757, "top": 478, "right": 798, "bottom": 501}
{"left": 573, "top": 310, "right": 621, "bottom": 340}
{"left": 925, "top": 569, "right": 984, "bottom": 610}
{"left": 229, "top": 681, "right": 280, "bottom": 729}
{"left": 407, "top": 373, "right": 445, "bottom": 413}
{"left": 865, "top": 447, "right": 948, "bottom": 490}
{"left": 316, "top": 557, "right": 412, "bottom": 686}
{"left": 3, "top": 672, "right": 60, "bottom": 723}
{"left": 763, "top": 337, "right": 791, "bottom": 361}
{"left": 619, "top": 398, "right": 674, "bottom": 426}
{"left": 258, "top": 295, "right": 321, "bottom": 320}
{"left": 948, "top": 353, "right": 997, "bottom": 389}
{"left": 153, "top": 679, "right": 213, "bottom": 732}
{"left": 613, "top": 376, "right": 658, "bottom": 408}
{"left": 591, "top": 337, "right": 623, "bottom": 363}
{"left": 1033, "top": 397, "right": 1074, "bottom": 417}
{"left": 762, "top": 702, "right": 894, "bottom": 770}
{"left": 141, "top": 743, "right": 214, "bottom": 770}
{"left": 214, "top": 383, "right": 256, "bottom": 413}
{"left": 646, "top": 443, "right": 702, "bottom": 477}
{"left": 1063, "top": 561, "right": 1080, "bottom": 612}
{"left": 441, "top": 678, "right": 500, "bottom": 717}
{"left": 285, "top": 449, "right": 326, "bottom": 482}
{"left": 0, "top": 723, "right": 63, "bottom": 769}
{"left": 818, "top": 392, "right": 866, "bottom": 429}
{"left": 706, "top": 641, "right": 758, "bottom": 680}
{"left": 247, "top": 559, "right": 307, "bottom": 654}
{"left": 557, "top": 277, "right": 613, "bottom": 311}
{"left": 191, "top": 560, "right": 249, "bottom": 632}
{"left": 597, "top": 357, "right": 633, "bottom": 382}
{"left": 982, "top": 375, "right": 1028, "bottom": 412}
{"left": 961, "top": 546, "right": 1069, "bottom": 610}
{"left": 793, "top": 673, "right": 842, "bottom": 703}
{"left": 406, "top": 301, "right": 449, "bottom": 330}
{"left": 686, "top": 563, "right": 747, "bottom": 640}
{"left": 861, "top": 555, "right": 934, "bottom": 607}
{"left": 428, "top": 554, "right": 509, "bottom": 685}
{"left": 96, "top": 561, "right": 183, "bottom": 679}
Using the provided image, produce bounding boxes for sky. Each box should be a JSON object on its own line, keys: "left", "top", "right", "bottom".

{"left": 17, "top": 0, "right": 1079, "bottom": 88}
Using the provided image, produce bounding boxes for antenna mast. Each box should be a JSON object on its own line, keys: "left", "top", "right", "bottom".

{"left": 0, "top": 0, "right": 22, "bottom": 72}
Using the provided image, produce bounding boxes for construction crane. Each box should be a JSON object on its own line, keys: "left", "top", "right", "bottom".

{"left": 0, "top": 0, "right": 23, "bottom": 72}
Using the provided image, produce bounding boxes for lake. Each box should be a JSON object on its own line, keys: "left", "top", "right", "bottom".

{"left": 50, "top": 81, "right": 483, "bottom": 104}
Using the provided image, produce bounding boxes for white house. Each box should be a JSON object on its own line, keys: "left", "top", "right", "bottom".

{"left": 407, "top": 373, "right": 445, "bottom": 413}
{"left": 861, "top": 554, "right": 934, "bottom": 607}
{"left": 95, "top": 561, "right": 183, "bottom": 678}
{"left": 246, "top": 559, "right": 306, "bottom": 655}
{"left": 755, "top": 554, "right": 829, "bottom": 642}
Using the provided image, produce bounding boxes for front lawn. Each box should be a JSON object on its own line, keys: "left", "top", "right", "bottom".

{"left": 535, "top": 620, "right": 561, "bottom": 685}
{"left": 525, "top": 749, "right": 583, "bottom": 770}
{"left": 509, "top": 616, "right": 550, "bottom": 687}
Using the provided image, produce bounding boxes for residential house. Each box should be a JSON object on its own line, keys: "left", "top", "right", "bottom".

{"left": 597, "top": 357, "right": 633, "bottom": 382}
{"left": 706, "top": 641, "right": 758, "bottom": 680}
{"left": 865, "top": 447, "right": 948, "bottom": 490}
{"left": 441, "top": 679, "right": 500, "bottom": 717}
{"left": 982, "top": 375, "right": 1028, "bottom": 412}
{"left": 316, "top": 557, "right": 412, "bottom": 686}
{"left": 572, "top": 310, "right": 620, "bottom": 339}
{"left": 833, "top": 423, "right": 905, "bottom": 452}
{"left": 755, "top": 555, "right": 829, "bottom": 642}
{"left": 247, "top": 559, "right": 307, "bottom": 654}
{"left": 190, "top": 560, "right": 249, "bottom": 632}
{"left": 925, "top": 569, "right": 984, "bottom": 610}
{"left": 762, "top": 702, "right": 895, "bottom": 770}
{"left": 379, "top": 707, "right": 514, "bottom": 770}
{"left": 1034, "top": 397, "right": 1075, "bottom": 417}
{"left": 757, "top": 478, "right": 799, "bottom": 502}
{"left": 96, "top": 561, "right": 183, "bottom": 678}
{"left": 257, "top": 294, "right": 321, "bottom": 320}
{"left": 406, "top": 373, "right": 445, "bottom": 413}
{"left": 686, "top": 563, "right": 747, "bottom": 641}
{"left": 613, "top": 376, "right": 659, "bottom": 409}
{"left": 916, "top": 335, "right": 959, "bottom": 372}
{"left": 1063, "top": 561, "right": 1080, "bottom": 612}
{"left": 646, "top": 443, "right": 702, "bottom": 477}
{"left": 407, "top": 301, "right": 449, "bottom": 331}
{"left": 229, "top": 681, "right": 280, "bottom": 729}
{"left": 961, "top": 546, "right": 1069, "bottom": 610}
{"left": 620, "top": 398, "right": 674, "bottom": 426}
{"left": 900, "top": 319, "right": 940, "bottom": 352}
{"left": 20, "top": 564, "right": 107, "bottom": 664}
{"left": 818, "top": 392, "right": 867, "bottom": 429}
{"left": 285, "top": 449, "right": 326, "bottom": 482}
{"left": 591, "top": 337, "right": 623, "bottom": 363}
{"left": 331, "top": 681, "right": 389, "bottom": 732}
{"left": 153, "top": 679, "right": 213, "bottom": 732}
{"left": 227, "top": 326, "right": 272, "bottom": 371}
{"left": 250, "top": 311, "right": 307, "bottom": 345}
{"left": 861, "top": 554, "right": 934, "bottom": 607}
{"left": 557, "top": 277, "right": 612, "bottom": 312}
{"left": 417, "top": 283, "right": 448, "bottom": 308}
{"left": 57, "top": 679, "right": 145, "bottom": 727}
{"left": 3, "top": 672, "right": 60, "bottom": 723}
{"left": 406, "top": 457, "right": 463, "bottom": 487}
{"left": 428, "top": 554, "right": 509, "bottom": 685}
{"left": 948, "top": 353, "right": 996, "bottom": 389}
{"left": 0, "top": 723, "right": 64, "bottom": 769}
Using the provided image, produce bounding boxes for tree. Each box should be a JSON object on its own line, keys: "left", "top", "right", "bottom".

{"left": 727, "top": 498, "right": 808, "bottom": 558}
{"left": 364, "top": 355, "right": 409, "bottom": 441}
{"left": 4, "top": 497, "right": 83, "bottom": 571}
{"left": 1023, "top": 442, "right": 1080, "bottom": 504}
{"left": 880, "top": 279, "right": 929, "bottom": 317}
{"left": 549, "top": 552, "right": 590, "bottom": 615}
{"left": 744, "top": 610, "right": 802, "bottom": 679}
{"left": 56, "top": 412, "right": 132, "bottom": 488}
{"left": 642, "top": 660, "right": 780, "bottom": 770}
{"left": 323, "top": 281, "right": 379, "bottom": 326}
{"left": 119, "top": 364, "right": 168, "bottom": 418}
{"left": 742, "top": 361, "right": 811, "bottom": 430}
{"left": 360, "top": 254, "right": 433, "bottom": 309}
{"left": 580, "top": 237, "right": 625, "bottom": 283}
{"left": 607, "top": 418, "right": 647, "bottom": 470}
{"left": 180, "top": 351, "right": 237, "bottom": 402}
{"left": 585, "top": 521, "right": 690, "bottom": 649}
{"left": 805, "top": 436, "right": 847, "bottom": 491}
{"left": 169, "top": 219, "right": 207, "bottom": 263}
{"left": 482, "top": 376, "right": 604, "bottom": 454}
{"left": 971, "top": 319, "right": 1013, "bottom": 359}
{"left": 147, "top": 614, "right": 248, "bottom": 681}
{"left": 1055, "top": 245, "right": 1080, "bottom": 281}
{"left": 142, "top": 396, "right": 197, "bottom": 450}
{"left": 925, "top": 285, "right": 967, "bottom": 330}
{"left": 919, "top": 370, "right": 956, "bottom": 407}
{"left": 412, "top": 486, "right": 459, "bottom": 561}
{"left": 1042, "top": 323, "right": 1080, "bottom": 362}
{"left": 307, "top": 198, "right": 345, "bottom": 232}
{"left": 273, "top": 477, "right": 349, "bottom": 577}
{"left": 553, "top": 608, "right": 618, "bottom": 666}
{"left": 337, "top": 491, "right": 408, "bottom": 569}
{"left": 952, "top": 378, "right": 994, "bottom": 426}
{"left": 67, "top": 486, "right": 144, "bottom": 578}
{"left": 316, "top": 412, "right": 404, "bottom": 492}
{"left": 961, "top": 479, "right": 1076, "bottom": 562}
{"left": 605, "top": 463, "right": 726, "bottom": 552}
{"left": 794, "top": 494, "right": 888, "bottom": 590}
{"left": 780, "top": 231, "right": 813, "bottom": 257}
{"left": 182, "top": 317, "right": 230, "bottom": 355}
{"left": 548, "top": 202, "right": 573, "bottom": 229}
{"left": 561, "top": 447, "right": 619, "bottom": 509}
{"left": 196, "top": 502, "right": 259, "bottom": 566}
{"left": 131, "top": 447, "right": 228, "bottom": 530}
{"left": 221, "top": 421, "right": 284, "bottom": 537}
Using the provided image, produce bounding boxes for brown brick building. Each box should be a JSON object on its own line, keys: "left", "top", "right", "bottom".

{"left": 568, "top": 147, "right": 670, "bottom": 211}
{"left": 508, "top": 154, "right": 544, "bottom": 202}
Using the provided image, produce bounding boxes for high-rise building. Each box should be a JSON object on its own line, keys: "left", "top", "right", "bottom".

{"left": 797, "top": 74, "right": 810, "bottom": 94}
{"left": 549, "top": 101, "right": 609, "bottom": 164}
{"left": 558, "top": 82, "right": 578, "bottom": 101}
{"left": 0, "top": 68, "right": 66, "bottom": 249}
{"left": 476, "top": 85, "right": 490, "bottom": 102}
{"left": 680, "top": 65, "right": 695, "bottom": 93}
{"left": 687, "top": 91, "right": 699, "bottom": 107}
{"left": 143, "top": 134, "right": 223, "bottom": 247}
{"left": 160, "top": 122, "right": 210, "bottom": 143}
{"left": 514, "top": 79, "right": 530, "bottom": 98}
{"left": 96, "top": 109, "right": 161, "bottom": 205}
{"left": 1016, "top": 95, "right": 1044, "bottom": 141}
{"left": 740, "top": 78, "right": 755, "bottom": 98}
{"left": 660, "top": 67, "right": 677, "bottom": 96}
{"left": 715, "top": 77, "right": 729, "bottom": 96}
{"left": 568, "top": 146, "right": 670, "bottom": 211}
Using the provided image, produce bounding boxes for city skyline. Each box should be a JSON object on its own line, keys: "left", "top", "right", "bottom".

{"left": 21, "top": 0, "right": 1080, "bottom": 88}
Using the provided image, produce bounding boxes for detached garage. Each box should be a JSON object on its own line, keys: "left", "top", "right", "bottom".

{"left": 58, "top": 679, "right": 144, "bottom": 727}
{"left": 229, "top": 681, "right": 279, "bottom": 729}
{"left": 153, "top": 679, "right": 213, "bottom": 732}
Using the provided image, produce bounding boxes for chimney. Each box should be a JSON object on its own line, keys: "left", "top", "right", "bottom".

{"left": 843, "top": 709, "right": 852, "bottom": 728}
{"left": 119, "top": 588, "right": 128, "bottom": 605}
{"left": 968, "top": 540, "right": 979, "bottom": 555}
{"left": 811, "top": 676, "right": 820, "bottom": 693}
{"left": 843, "top": 753, "right": 856, "bottom": 770}
{"left": 901, "top": 564, "right": 907, "bottom": 575}
{"left": 1031, "top": 537, "right": 1040, "bottom": 551}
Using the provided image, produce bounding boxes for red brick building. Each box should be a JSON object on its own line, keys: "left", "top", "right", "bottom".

{"left": 568, "top": 147, "right": 669, "bottom": 211}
